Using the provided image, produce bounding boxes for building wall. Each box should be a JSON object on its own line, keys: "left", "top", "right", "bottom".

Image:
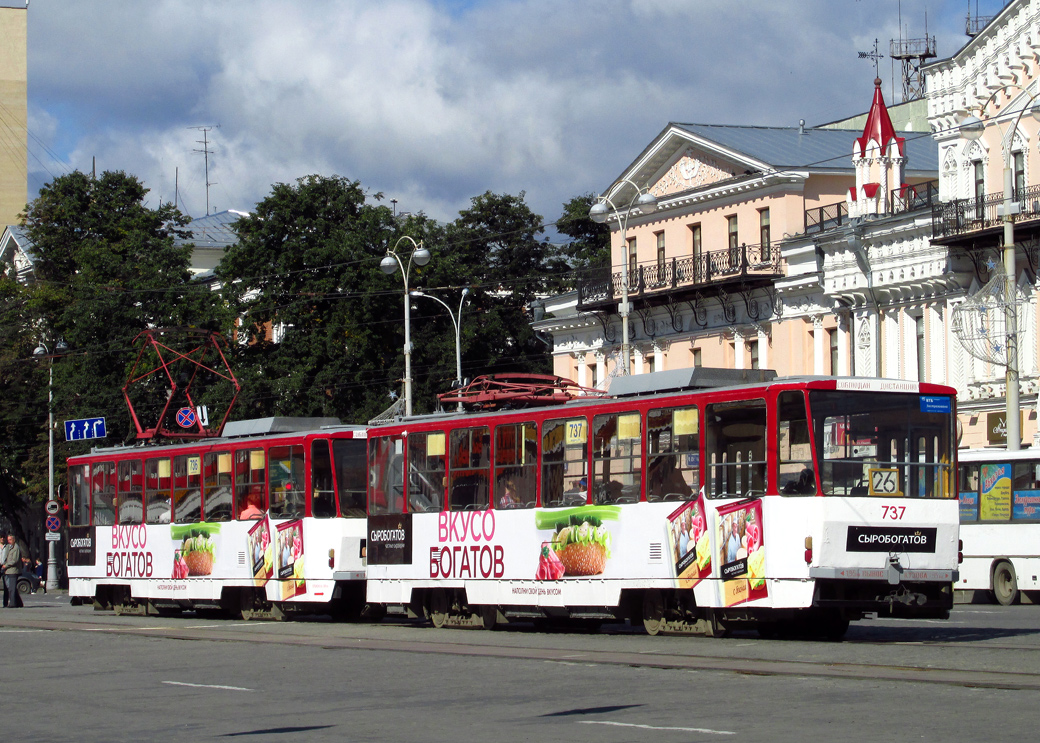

{"left": 0, "top": 8, "right": 26, "bottom": 226}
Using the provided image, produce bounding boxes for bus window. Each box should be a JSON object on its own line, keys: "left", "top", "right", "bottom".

{"left": 204, "top": 451, "right": 233, "bottom": 522}
{"left": 333, "top": 438, "right": 367, "bottom": 518}
{"left": 778, "top": 391, "right": 816, "bottom": 495}
{"left": 408, "top": 431, "right": 445, "bottom": 512}
{"left": 173, "top": 454, "right": 202, "bottom": 523}
{"left": 593, "top": 412, "right": 643, "bottom": 504}
{"left": 69, "top": 464, "right": 90, "bottom": 527}
{"left": 494, "top": 422, "right": 537, "bottom": 509}
{"left": 145, "top": 458, "right": 172, "bottom": 524}
{"left": 647, "top": 406, "right": 698, "bottom": 502}
{"left": 1013, "top": 461, "right": 1040, "bottom": 521}
{"left": 541, "top": 417, "right": 588, "bottom": 507}
{"left": 706, "top": 400, "right": 766, "bottom": 498}
{"left": 91, "top": 462, "right": 115, "bottom": 526}
{"left": 117, "top": 459, "right": 143, "bottom": 524}
{"left": 310, "top": 440, "right": 336, "bottom": 518}
{"left": 236, "top": 449, "right": 266, "bottom": 519}
{"left": 369, "top": 436, "right": 404, "bottom": 515}
{"left": 449, "top": 427, "right": 490, "bottom": 511}
{"left": 269, "top": 445, "right": 305, "bottom": 518}
{"left": 959, "top": 463, "right": 980, "bottom": 521}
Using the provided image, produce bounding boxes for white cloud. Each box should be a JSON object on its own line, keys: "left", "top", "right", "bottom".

{"left": 26, "top": 0, "right": 1010, "bottom": 226}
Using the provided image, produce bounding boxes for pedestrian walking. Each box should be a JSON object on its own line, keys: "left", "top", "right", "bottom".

{"left": 2, "top": 534, "right": 23, "bottom": 607}
{"left": 0, "top": 533, "right": 8, "bottom": 607}
{"left": 34, "top": 559, "right": 45, "bottom": 594}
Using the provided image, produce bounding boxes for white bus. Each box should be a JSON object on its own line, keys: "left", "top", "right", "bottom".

{"left": 958, "top": 447, "right": 1040, "bottom": 605}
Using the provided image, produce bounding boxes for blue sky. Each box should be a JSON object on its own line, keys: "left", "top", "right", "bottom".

{"left": 25, "top": 0, "right": 1013, "bottom": 229}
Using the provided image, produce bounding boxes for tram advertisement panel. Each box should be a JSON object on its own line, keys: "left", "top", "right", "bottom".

{"left": 368, "top": 513, "right": 412, "bottom": 565}
{"left": 667, "top": 494, "right": 711, "bottom": 588}
{"left": 171, "top": 523, "right": 220, "bottom": 578}
{"left": 715, "top": 499, "right": 767, "bottom": 607}
{"left": 533, "top": 506, "right": 619, "bottom": 580}
{"left": 68, "top": 525, "right": 95, "bottom": 567}
{"left": 247, "top": 518, "right": 273, "bottom": 586}
{"left": 276, "top": 519, "right": 305, "bottom": 600}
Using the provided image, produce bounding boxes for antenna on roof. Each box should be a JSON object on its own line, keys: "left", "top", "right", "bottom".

{"left": 888, "top": 1, "right": 936, "bottom": 102}
{"left": 189, "top": 125, "right": 220, "bottom": 216}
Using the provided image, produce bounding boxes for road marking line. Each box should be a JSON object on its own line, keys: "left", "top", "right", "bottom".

{"left": 579, "top": 721, "right": 735, "bottom": 735}
{"left": 0, "top": 629, "right": 45, "bottom": 633}
{"left": 162, "top": 681, "right": 254, "bottom": 692}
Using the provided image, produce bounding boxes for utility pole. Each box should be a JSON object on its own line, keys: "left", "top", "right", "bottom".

{"left": 189, "top": 125, "right": 219, "bottom": 215}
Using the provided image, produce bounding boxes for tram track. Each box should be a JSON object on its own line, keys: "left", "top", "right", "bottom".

{"left": 7, "top": 611, "right": 1040, "bottom": 692}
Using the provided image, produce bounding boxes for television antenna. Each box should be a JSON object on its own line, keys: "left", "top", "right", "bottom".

{"left": 190, "top": 125, "right": 220, "bottom": 215}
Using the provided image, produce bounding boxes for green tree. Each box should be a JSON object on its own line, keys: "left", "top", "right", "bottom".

{"left": 20, "top": 170, "right": 230, "bottom": 501}
{"left": 556, "top": 192, "right": 611, "bottom": 272}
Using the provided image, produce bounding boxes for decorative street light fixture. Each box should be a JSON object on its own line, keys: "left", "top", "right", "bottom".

{"left": 957, "top": 91, "right": 1040, "bottom": 450}
{"left": 380, "top": 236, "right": 431, "bottom": 417}
{"left": 589, "top": 179, "right": 658, "bottom": 375}
{"left": 33, "top": 339, "right": 68, "bottom": 591}
{"left": 411, "top": 288, "right": 470, "bottom": 411}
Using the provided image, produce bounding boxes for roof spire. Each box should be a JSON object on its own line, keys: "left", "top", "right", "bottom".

{"left": 856, "top": 77, "right": 904, "bottom": 158}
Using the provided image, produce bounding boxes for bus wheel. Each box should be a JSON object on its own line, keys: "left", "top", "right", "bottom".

{"left": 992, "top": 561, "right": 1019, "bottom": 606}
{"left": 429, "top": 588, "right": 449, "bottom": 628}
{"left": 642, "top": 589, "right": 665, "bottom": 636}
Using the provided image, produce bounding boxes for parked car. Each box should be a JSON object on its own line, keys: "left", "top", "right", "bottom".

{"left": 17, "top": 567, "right": 40, "bottom": 595}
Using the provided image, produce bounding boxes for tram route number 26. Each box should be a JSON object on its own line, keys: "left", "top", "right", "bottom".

{"left": 868, "top": 468, "right": 901, "bottom": 496}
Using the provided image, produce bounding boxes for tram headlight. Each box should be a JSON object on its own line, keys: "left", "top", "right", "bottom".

{"left": 804, "top": 536, "right": 813, "bottom": 565}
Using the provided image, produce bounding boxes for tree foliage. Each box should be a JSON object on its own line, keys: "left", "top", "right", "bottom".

{"left": 556, "top": 192, "right": 611, "bottom": 272}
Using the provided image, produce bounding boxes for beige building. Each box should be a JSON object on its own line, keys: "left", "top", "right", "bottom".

{"left": 0, "top": 6, "right": 26, "bottom": 226}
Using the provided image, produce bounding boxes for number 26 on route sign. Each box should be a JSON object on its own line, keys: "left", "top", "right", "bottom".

{"left": 869, "top": 468, "right": 901, "bottom": 496}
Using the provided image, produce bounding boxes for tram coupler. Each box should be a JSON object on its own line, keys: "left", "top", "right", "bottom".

{"left": 881, "top": 585, "right": 927, "bottom": 613}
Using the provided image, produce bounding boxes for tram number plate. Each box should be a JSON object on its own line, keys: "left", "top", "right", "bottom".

{"left": 868, "top": 468, "right": 901, "bottom": 496}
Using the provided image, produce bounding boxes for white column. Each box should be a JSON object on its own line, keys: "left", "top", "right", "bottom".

{"left": 734, "top": 331, "right": 745, "bottom": 370}
{"left": 594, "top": 352, "right": 606, "bottom": 389}
{"left": 837, "top": 314, "right": 850, "bottom": 376}
{"left": 757, "top": 326, "right": 769, "bottom": 371}
{"left": 634, "top": 346, "right": 646, "bottom": 376}
{"left": 574, "top": 352, "right": 588, "bottom": 388}
{"left": 813, "top": 316, "right": 825, "bottom": 375}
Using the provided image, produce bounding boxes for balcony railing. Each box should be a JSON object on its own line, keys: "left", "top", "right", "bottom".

{"left": 578, "top": 241, "right": 783, "bottom": 309}
{"left": 931, "top": 183, "right": 1040, "bottom": 240}
{"left": 803, "top": 179, "right": 939, "bottom": 235}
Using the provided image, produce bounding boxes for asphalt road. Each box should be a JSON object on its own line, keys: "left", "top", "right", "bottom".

{"left": 2, "top": 592, "right": 1038, "bottom": 743}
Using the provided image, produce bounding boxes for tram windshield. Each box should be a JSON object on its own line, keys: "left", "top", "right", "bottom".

{"left": 808, "top": 391, "right": 954, "bottom": 499}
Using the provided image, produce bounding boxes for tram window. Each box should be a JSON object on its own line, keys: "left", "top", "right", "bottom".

{"left": 173, "top": 454, "right": 202, "bottom": 523}
{"left": 494, "top": 422, "right": 537, "bottom": 509}
{"left": 959, "top": 463, "right": 980, "bottom": 522}
{"left": 90, "top": 461, "right": 115, "bottom": 526}
{"left": 117, "top": 459, "right": 143, "bottom": 524}
{"left": 592, "top": 412, "right": 642, "bottom": 505}
{"left": 69, "top": 464, "right": 90, "bottom": 527}
{"left": 332, "top": 438, "right": 367, "bottom": 518}
{"left": 541, "top": 417, "right": 589, "bottom": 507}
{"left": 1012, "top": 461, "right": 1040, "bottom": 522}
{"left": 145, "top": 458, "right": 172, "bottom": 524}
{"left": 778, "top": 391, "right": 816, "bottom": 496}
{"left": 408, "top": 431, "right": 446, "bottom": 512}
{"left": 269, "top": 445, "right": 305, "bottom": 518}
{"left": 705, "top": 400, "right": 766, "bottom": 499}
{"left": 647, "top": 406, "right": 698, "bottom": 502}
{"left": 449, "top": 426, "right": 490, "bottom": 511}
{"left": 310, "top": 440, "right": 336, "bottom": 518}
{"left": 236, "top": 449, "right": 267, "bottom": 520}
{"left": 203, "top": 451, "right": 233, "bottom": 522}
{"left": 369, "top": 436, "right": 405, "bottom": 515}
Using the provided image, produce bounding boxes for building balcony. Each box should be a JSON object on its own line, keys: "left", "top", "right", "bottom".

{"left": 576, "top": 241, "right": 783, "bottom": 314}
{"left": 804, "top": 180, "right": 939, "bottom": 236}
{"left": 931, "top": 184, "right": 1040, "bottom": 243}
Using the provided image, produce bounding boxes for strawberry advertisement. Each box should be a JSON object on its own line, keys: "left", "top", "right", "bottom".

{"left": 667, "top": 493, "right": 711, "bottom": 589}
{"left": 715, "top": 498, "right": 766, "bottom": 607}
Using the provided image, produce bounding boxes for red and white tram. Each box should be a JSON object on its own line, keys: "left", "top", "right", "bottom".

{"left": 66, "top": 417, "right": 370, "bottom": 619}
{"left": 365, "top": 369, "right": 960, "bottom": 637}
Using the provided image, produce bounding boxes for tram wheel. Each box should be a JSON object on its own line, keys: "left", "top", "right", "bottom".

{"left": 642, "top": 589, "right": 665, "bottom": 636}
{"left": 992, "top": 561, "right": 1019, "bottom": 606}
{"left": 479, "top": 604, "right": 499, "bottom": 631}
{"left": 429, "top": 588, "right": 449, "bottom": 629}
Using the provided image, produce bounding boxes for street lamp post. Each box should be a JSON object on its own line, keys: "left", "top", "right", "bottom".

{"left": 380, "top": 236, "right": 431, "bottom": 417}
{"left": 411, "top": 288, "right": 470, "bottom": 411}
{"left": 588, "top": 179, "right": 658, "bottom": 375}
{"left": 959, "top": 92, "right": 1040, "bottom": 451}
{"left": 33, "top": 339, "right": 68, "bottom": 591}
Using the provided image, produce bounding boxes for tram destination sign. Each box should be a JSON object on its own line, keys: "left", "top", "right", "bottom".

{"left": 64, "top": 416, "right": 106, "bottom": 441}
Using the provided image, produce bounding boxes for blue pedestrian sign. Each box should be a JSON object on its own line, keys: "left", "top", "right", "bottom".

{"left": 64, "top": 417, "right": 107, "bottom": 441}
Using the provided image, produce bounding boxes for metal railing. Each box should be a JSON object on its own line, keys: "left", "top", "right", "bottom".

{"left": 931, "top": 183, "right": 1040, "bottom": 240}
{"left": 803, "top": 180, "right": 939, "bottom": 236}
{"left": 578, "top": 241, "right": 783, "bottom": 308}
{"left": 804, "top": 201, "right": 848, "bottom": 235}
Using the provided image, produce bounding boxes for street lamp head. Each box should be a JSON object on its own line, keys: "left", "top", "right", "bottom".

{"left": 959, "top": 115, "right": 985, "bottom": 141}
{"left": 380, "top": 254, "right": 399, "bottom": 275}
{"left": 410, "top": 290, "right": 424, "bottom": 297}
{"left": 461, "top": 287, "right": 470, "bottom": 297}
{"left": 33, "top": 344, "right": 46, "bottom": 358}
{"left": 637, "top": 192, "right": 658, "bottom": 214}
{"left": 413, "top": 246, "right": 431, "bottom": 266}
{"left": 55, "top": 340, "right": 68, "bottom": 354}
{"left": 588, "top": 201, "right": 609, "bottom": 224}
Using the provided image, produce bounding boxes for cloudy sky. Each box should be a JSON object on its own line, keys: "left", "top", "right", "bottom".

{"left": 24, "top": 0, "right": 1010, "bottom": 229}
